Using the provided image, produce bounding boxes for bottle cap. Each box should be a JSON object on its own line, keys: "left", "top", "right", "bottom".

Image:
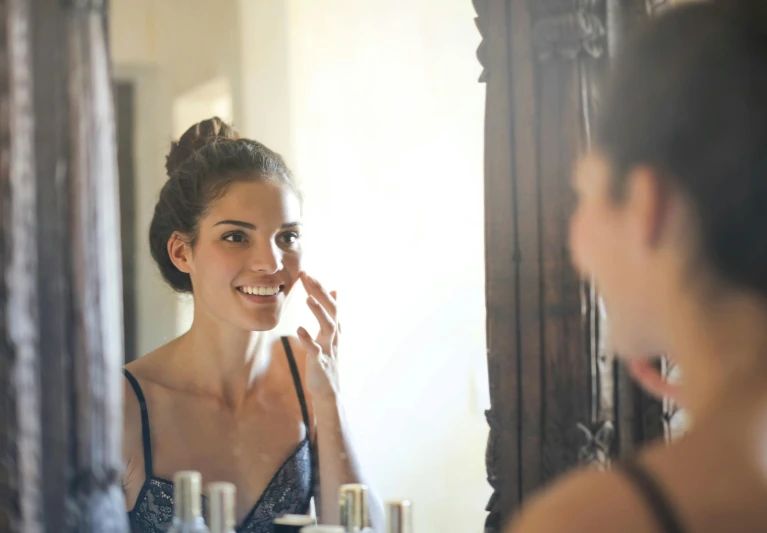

{"left": 339, "top": 484, "right": 370, "bottom": 532}
{"left": 207, "top": 482, "right": 236, "bottom": 533}
{"left": 385, "top": 500, "right": 413, "bottom": 533}
{"left": 173, "top": 471, "right": 202, "bottom": 521}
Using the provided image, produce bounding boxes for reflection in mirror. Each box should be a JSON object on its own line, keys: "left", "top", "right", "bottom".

{"left": 110, "top": 1, "right": 488, "bottom": 531}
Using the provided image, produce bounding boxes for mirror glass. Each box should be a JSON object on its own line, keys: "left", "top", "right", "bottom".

{"left": 111, "top": 1, "right": 488, "bottom": 531}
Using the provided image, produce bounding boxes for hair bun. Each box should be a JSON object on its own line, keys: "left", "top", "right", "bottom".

{"left": 165, "top": 117, "right": 241, "bottom": 177}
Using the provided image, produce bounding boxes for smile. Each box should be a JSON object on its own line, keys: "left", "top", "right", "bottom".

{"left": 236, "top": 285, "right": 284, "bottom": 296}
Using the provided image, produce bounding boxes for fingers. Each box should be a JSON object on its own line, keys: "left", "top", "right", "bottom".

{"left": 332, "top": 328, "right": 340, "bottom": 351}
{"left": 300, "top": 272, "right": 337, "bottom": 319}
{"left": 306, "top": 295, "right": 336, "bottom": 338}
{"left": 297, "top": 326, "right": 321, "bottom": 355}
{"left": 330, "top": 290, "right": 342, "bottom": 335}
{"left": 297, "top": 327, "right": 330, "bottom": 367}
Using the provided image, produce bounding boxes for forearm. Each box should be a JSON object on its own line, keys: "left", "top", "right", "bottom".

{"left": 314, "top": 396, "right": 384, "bottom": 531}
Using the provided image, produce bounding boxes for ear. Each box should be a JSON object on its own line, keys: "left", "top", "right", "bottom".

{"left": 167, "top": 232, "right": 193, "bottom": 275}
{"left": 625, "top": 165, "right": 671, "bottom": 249}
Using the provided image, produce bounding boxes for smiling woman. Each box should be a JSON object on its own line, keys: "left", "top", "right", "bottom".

{"left": 163, "top": 176, "right": 302, "bottom": 333}
{"left": 123, "top": 117, "right": 382, "bottom": 533}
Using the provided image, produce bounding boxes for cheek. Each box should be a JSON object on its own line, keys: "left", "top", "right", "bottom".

{"left": 192, "top": 244, "right": 241, "bottom": 283}
{"left": 281, "top": 248, "right": 303, "bottom": 292}
{"left": 570, "top": 202, "right": 623, "bottom": 282}
{"left": 569, "top": 206, "right": 595, "bottom": 276}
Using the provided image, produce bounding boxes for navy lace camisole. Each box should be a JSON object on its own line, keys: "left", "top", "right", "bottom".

{"left": 124, "top": 337, "right": 313, "bottom": 533}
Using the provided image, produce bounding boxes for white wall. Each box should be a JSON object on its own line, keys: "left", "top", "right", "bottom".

{"left": 282, "top": 1, "right": 490, "bottom": 531}
{"left": 237, "top": 0, "right": 294, "bottom": 160}
{"left": 111, "top": 0, "right": 240, "bottom": 356}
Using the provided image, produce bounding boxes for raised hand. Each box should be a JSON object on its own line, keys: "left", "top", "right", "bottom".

{"left": 296, "top": 272, "right": 340, "bottom": 400}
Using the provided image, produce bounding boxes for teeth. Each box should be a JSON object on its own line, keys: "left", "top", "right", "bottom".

{"left": 239, "top": 286, "right": 280, "bottom": 296}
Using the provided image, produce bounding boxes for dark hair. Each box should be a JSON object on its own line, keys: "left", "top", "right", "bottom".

{"left": 597, "top": 0, "right": 767, "bottom": 296}
{"left": 149, "top": 117, "right": 298, "bottom": 293}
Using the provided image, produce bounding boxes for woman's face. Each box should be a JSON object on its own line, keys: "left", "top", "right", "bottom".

{"left": 172, "top": 179, "right": 303, "bottom": 332}
{"left": 569, "top": 153, "right": 668, "bottom": 358}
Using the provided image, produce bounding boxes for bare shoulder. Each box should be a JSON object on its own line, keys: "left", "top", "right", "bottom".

{"left": 122, "top": 369, "right": 142, "bottom": 450}
{"left": 122, "top": 349, "right": 161, "bottom": 442}
{"left": 122, "top": 345, "right": 172, "bottom": 475}
{"left": 506, "top": 466, "right": 657, "bottom": 533}
{"left": 272, "top": 335, "right": 315, "bottom": 430}
{"left": 124, "top": 341, "right": 174, "bottom": 384}
{"left": 508, "top": 390, "right": 767, "bottom": 533}
{"left": 122, "top": 358, "right": 149, "bottom": 504}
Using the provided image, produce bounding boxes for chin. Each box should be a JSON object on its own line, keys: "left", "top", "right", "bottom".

{"left": 242, "top": 311, "right": 281, "bottom": 332}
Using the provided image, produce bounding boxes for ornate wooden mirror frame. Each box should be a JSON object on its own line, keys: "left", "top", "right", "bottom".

{"left": 476, "top": 0, "right": 682, "bottom": 531}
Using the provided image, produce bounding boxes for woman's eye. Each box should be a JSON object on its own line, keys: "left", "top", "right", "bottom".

{"left": 223, "top": 231, "right": 248, "bottom": 243}
{"left": 279, "top": 231, "right": 300, "bottom": 245}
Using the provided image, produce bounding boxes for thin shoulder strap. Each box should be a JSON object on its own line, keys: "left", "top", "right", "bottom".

{"left": 281, "top": 337, "right": 311, "bottom": 433}
{"left": 123, "top": 369, "right": 154, "bottom": 477}
{"left": 618, "top": 460, "right": 685, "bottom": 533}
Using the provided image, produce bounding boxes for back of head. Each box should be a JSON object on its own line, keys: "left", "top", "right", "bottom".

{"left": 149, "top": 117, "right": 297, "bottom": 293}
{"left": 597, "top": 0, "right": 767, "bottom": 297}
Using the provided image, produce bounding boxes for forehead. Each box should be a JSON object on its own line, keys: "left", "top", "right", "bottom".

{"left": 205, "top": 179, "right": 301, "bottom": 224}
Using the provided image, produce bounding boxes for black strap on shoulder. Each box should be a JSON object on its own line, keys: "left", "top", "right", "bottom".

{"left": 619, "top": 460, "right": 685, "bottom": 533}
{"left": 123, "top": 369, "right": 154, "bottom": 477}
{"left": 281, "top": 337, "right": 311, "bottom": 434}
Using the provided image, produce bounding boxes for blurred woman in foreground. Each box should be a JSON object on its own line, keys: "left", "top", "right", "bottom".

{"left": 510, "top": 1, "right": 767, "bottom": 532}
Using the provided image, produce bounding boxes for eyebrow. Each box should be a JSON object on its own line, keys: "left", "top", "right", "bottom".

{"left": 213, "top": 220, "right": 301, "bottom": 230}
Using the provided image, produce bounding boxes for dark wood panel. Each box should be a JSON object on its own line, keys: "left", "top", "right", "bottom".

{"left": 507, "top": 0, "right": 544, "bottom": 499}
{"left": 475, "top": 0, "right": 523, "bottom": 529}
{"left": 537, "top": 58, "right": 589, "bottom": 482}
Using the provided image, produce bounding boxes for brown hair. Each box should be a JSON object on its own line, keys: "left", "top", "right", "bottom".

{"left": 596, "top": 0, "right": 767, "bottom": 296}
{"left": 149, "top": 117, "right": 298, "bottom": 293}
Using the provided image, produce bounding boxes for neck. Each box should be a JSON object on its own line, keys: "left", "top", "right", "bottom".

{"left": 666, "top": 285, "right": 767, "bottom": 422}
{"left": 170, "top": 307, "right": 275, "bottom": 410}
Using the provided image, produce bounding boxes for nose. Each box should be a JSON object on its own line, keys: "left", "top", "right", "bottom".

{"left": 248, "top": 238, "right": 282, "bottom": 274}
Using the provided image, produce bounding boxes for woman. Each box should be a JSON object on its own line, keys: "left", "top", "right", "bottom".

{"left": 122, "top": 118, "right": 382, "bottom": 533}
{"left": 509, "top": 1, "right": 767, "bottom": 532}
